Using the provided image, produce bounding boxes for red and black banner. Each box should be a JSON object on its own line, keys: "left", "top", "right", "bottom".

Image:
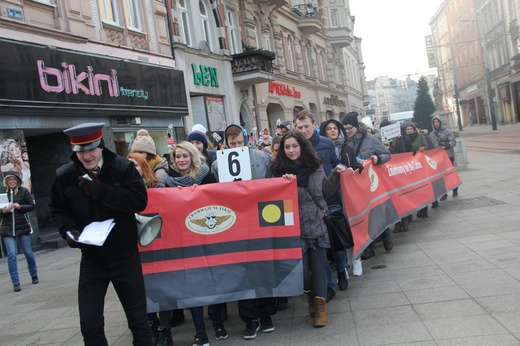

{"left": 341, "top": 149, "right": 462, "bottom": 258}
{"left": 139, "top": 178, "right": 302, "bottom": 311}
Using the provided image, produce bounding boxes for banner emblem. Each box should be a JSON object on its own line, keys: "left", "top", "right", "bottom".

{"left": 258, "top": 200, "right": 294, "bottom": 227}
{"left": 369, "top": 165, "right": 379, "bottom": 192}
{"left": 425, "top": 155, "right": 438, "bottom": 170}
{"left": 185, "top": 205, "right": 236, "bottom": 234}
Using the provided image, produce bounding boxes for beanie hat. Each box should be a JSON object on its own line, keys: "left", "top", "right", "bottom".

{"left": 131, "top": 129, "right": 156, "bottom": 155}
{"left": 403, "top": 120, "right": 416, "bottom": 130}
{"left": 360, "top": 117, "right": 374, "bottom": 130}
{"left": 342, "top": 112, "right": 359, "bottom": 128}
{"left": 192, "top": 124, "right": 207, "bottom": 134}
{"left": 3, "top": 170, "right": 21, "bottom": 187}
{"left": 379, "top": 119, "right": 391, "bottom": 128}
{"left": 279, "top": 120, "right": 294, "bottom": 131}
{"left": 187, "top": 130, "right": 208, "bottom": 150}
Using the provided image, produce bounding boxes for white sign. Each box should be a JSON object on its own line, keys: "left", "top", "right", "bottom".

{"left": 380, "top": 123, "right": 401, "bottom": 142}
{"left": 216, "top": 148, "right": 252, "bottom": 182}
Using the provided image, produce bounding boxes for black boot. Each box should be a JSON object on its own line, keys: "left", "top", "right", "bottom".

{"left": 337, "top": 270, "right": 348, "bottom": 291}
{"left": 156, "top": 327, "right": 173, "bottom": 346}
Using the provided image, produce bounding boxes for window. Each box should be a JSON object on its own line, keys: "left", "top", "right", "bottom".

{"left": 123, "top": 0, "right": 141, "bottom": 30}
{"left": 227, "top": 9, "right": 240, "bottom": 54}
{"left": 330, "top": 9, "right": 340, "bottom": 28}
{"left": 178, "top": 0, "right": 192, "bottom": 46}
{"left": 98, "top": 0, "right": 142, "bottom": 29}
{"left": 99, "top": 0, "right": 119, "bottom": 24}
{"left": 200, "top": 0, "right": 213, "bottom": 51}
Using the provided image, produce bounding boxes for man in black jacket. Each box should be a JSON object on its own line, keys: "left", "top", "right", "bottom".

{"left": 49, "top": 122, "right": 152, "bottom": 346}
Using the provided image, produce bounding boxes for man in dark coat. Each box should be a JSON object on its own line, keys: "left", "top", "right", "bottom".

{"left": 49, "top": 122, "right": 152, "bottom": 346}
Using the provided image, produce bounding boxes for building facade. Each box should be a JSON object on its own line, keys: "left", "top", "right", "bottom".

{"left": 0, "top": 0, "right": 188, "bottom": 242}
{"left": 429, "top": 0, "right": 519, "bottom": 128}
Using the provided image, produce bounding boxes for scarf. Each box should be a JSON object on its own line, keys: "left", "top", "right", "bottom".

{"left": 148, "top": 155, "right": 163, "bottom": 171}
{"left": 165, "top": 164, "right": 209, "bottom": 187}
{"left": 285, "top": 161, "right": 311, "bottom": 187}
{"left": 407, "top": 132, "right": 418, "bottom": 143}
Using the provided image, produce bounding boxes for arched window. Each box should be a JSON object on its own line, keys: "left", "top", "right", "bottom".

{"left": 200, "top": 0, "right": 214, "bottom": 51}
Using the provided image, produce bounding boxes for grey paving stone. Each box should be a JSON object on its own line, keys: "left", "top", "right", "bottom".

{"left": 476, "top": 294, "right": 520, "bottom": 314}
{"left": 423, "top": 315, "right": 508, "bottom": 339}
{"left": 356, "top": 320, "right": 432, "bottom": 345}
{"left": 397, "top": 274, "right": 458, "bottom": 291}
{"left": 348, "top": 291, "right": 410, "bottom": 311}
{"left": 436, "top": 334, "right": 520, "bottom": 345}
{"left": 413, "top": 299, "right": 487, "bottom": 320}
{"left": 405, "top": 286, "right": 470, "bottom": 304}
{"left": 353, "top": 305, "right": 420, "bottom": 325}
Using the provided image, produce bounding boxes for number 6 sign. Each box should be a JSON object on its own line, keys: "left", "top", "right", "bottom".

{"left": 216, "top": 148, "right": 252, "bottom": 182}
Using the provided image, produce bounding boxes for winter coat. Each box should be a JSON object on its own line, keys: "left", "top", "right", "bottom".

{"left": 296, "top": 166, "right": 341, "bottom": 241}
{"left": 343, "top": 125, "right": 391, "bottom": 164}
{"left": 0, "top": 186, "right": 34, "bottom": 237}
{"left": 211, "top": 147, "right": 273, "bottom": 181}
{"left": 309, "top": 131, "right": 339, "bottom": 177}
{"left": 49, "top": 148, "right": 147, "bottom": 263}
{"left": 319, "top": 119, "right": 345, "bottom": 158}
{"left": 430, "top": 115, "right": 456, "bottom": 159}
{"left": 408, "top": 132, "right": 429, "bottom": 152}
{"left": 153, "top": 157, "right": 170, "bottom": 185}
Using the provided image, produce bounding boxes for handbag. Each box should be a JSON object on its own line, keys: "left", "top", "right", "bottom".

{"left": 304, "top": 188, "right": 354, "bottom": 252}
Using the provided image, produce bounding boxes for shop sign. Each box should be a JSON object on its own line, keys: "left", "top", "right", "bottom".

{"left": 192, "top": 64, "right": 219, "bottom": 87}
{"left": 0, "top": 39, "right": 187, "bottom": 111}
{"left": 323, "top": 95, "right": 346, "bottom": 107}
{"left": 268, "top": 82, "right": 301, "bottom": 98}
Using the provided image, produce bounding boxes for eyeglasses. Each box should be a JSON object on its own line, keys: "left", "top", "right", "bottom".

{"left": 344, "top": 126, "right": 354, "bottom": 131}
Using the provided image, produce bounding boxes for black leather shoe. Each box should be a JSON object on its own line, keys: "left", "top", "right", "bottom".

{"left": 432, "top": 201, "right": 439, "bottom": 208}
{"left": 14, "top": 284, "right": 21, "bottom": 292}
{"left": 32, "top": 275, "right": 39, "bottom": 284}
{"left": 276, "top": 297, "right": 289, "bottom": 311}
{"left": 326, "top": 288, "right": 336, "bottom": 303}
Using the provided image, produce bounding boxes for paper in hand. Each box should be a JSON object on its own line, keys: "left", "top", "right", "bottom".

{"left": 66, "top": 219, "right": 116, "bottom": 246}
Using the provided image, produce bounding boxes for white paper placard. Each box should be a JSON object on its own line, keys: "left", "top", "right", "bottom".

{"left": 380, "top": 123, "right": 401, "bottom": 142}
{"left": 216, "top": 147, "right": 252, "bottom": 182}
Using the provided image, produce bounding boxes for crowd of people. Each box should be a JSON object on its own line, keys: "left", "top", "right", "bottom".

{"left": 38, "top": 110, "right": 458, "bottom": 345}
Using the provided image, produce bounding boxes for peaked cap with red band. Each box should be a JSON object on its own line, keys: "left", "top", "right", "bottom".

{"left": 64, "top": 122, "right": 105, "bottom": 152}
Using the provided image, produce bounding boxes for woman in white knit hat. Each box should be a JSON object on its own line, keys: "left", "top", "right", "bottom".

{"left": 131, "top": 129, "right": 169, "bottom": 184}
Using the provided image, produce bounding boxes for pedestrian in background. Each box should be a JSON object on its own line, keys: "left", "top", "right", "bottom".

{"left": 211, "top": 124, "right": 275, "bottom": 341}
{"left": 50, "top": 122, "right": 152, "bottom": 346}
{"left": 430, "top": 115, "right": 458, "bottom": 200}
{"left": 342, "top": 112, "right": 392, "bottom": 263}
{"left": 272, "top": 131, "right": 346, "bottom": 328}
{"left": 132, "top": 129, "right": 169, "bottom": 185}
{"left": 403, "top": 120, "right": 434, "bottom": 217}
{"left": 1, "top": 170, "right": 38, "bottom": 292}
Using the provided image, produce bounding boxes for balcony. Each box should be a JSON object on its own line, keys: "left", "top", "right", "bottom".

{"left": 266, "top": 0, "right": 288, "bottom": 7}
{"left": 231, "top": 50, "right": 276, "bottom": 86}
{"left": 327, "top": 27, "right": 354, "bottom": 48}
{"left": 292, "top": 4, "right": 323, "bottom": 35}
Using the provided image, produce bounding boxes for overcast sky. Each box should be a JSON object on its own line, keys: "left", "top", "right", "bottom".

{"left": 349, "top": 0, "right": 445, "bottom": 81}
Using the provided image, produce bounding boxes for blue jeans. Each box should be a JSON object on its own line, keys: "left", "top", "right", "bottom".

{"left": 366, "top": 228, "right": 390, "bottom": 251}
{"left": 326, "top": 250, "right": 347, "bottom": 290}
{"left": 3, "top": 235, "right": 37, "bottom": 286}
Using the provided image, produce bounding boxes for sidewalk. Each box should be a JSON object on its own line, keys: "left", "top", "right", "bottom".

{"left": 1, "top": 127, "right": 520, "bottom": 345}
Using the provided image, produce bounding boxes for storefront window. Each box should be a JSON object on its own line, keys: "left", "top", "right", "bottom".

{"left": 114, "top": 130, "right": 171, "bottom": 158}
